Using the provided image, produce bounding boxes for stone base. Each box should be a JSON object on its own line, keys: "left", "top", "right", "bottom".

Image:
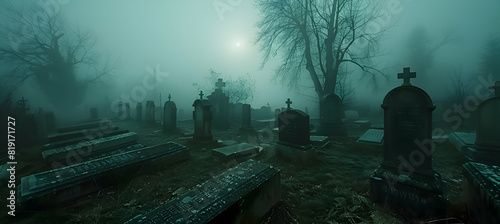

{"left": 275, "top": 141, "right": 315, "bottom": 164}
{"left": 370, "top": 166, "right": 446, "bottom": 219}
{"left": 462, "top": 162, "right": 500, "bottom": 224}
{"left": 317, "top": 124, "right": 346, "bottom": 136}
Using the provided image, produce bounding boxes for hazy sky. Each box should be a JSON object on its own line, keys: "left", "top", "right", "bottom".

{"left": 6, "top": 0, "right": 500, "bottom": 118}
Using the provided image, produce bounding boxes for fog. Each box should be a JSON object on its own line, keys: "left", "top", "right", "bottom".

{"left": 1, "top": 0, "right": 499, "bottom": 121}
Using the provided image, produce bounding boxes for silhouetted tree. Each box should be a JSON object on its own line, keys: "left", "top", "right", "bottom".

{"left": 255, "top": 0, "right": 385, "bottom": 130}
{"left": 479, "top": 37, "right": 500, "bottom": 81}
{"left": 0, "top": 1, "right": 114, "bottom": 110}
{"left": 193, "top": 69, "right": 256, "bottom": 103}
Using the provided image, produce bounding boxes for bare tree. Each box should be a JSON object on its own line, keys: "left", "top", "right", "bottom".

{"left": 448, "top": 67, "right": 473, "bottom": 105}
{"left": 193, "top": 69, "right": 256, "bottom": 104}
{"left": 255, "top": 0, "right": 385, "bottom": 133}
{"left": 0, "top": 1, "right": 114, "bottom": 109}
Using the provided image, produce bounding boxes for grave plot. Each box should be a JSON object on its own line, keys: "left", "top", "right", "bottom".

{"left": 462, "top": 162, "right": 500, "bottom": 223}
{"left": 42, "top": 129, "right": 129, "bottom": 151}
{"left": 18, "top": 142, "right": 190, "bottom": 208}
{"left": 42, "top": 132, "right": 139, "bottom": 167}
{"left": 47, "top": 126, "right": 119, "bottom": 143}
{"left": 57, "top": 119, "right": 112, "bottom": 133}
{"left": 357, "top": 128, "right": 384, "bottom": 146}
{"left": 448, "top": 132, "right": 476, "bottom": 154}
{"left": 212, "top": 143, "right": 261, "bottom": 161}
{"left": 125, "top": 159, "right": 281, "bottom": 224}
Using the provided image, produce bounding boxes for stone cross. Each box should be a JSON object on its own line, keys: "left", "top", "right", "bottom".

{"left": 490, "top": 81, "right": 500, "bottom": 97}
{"left": 215, "top": 78, "right": 225, "bottom": 90}
{"left": 168, "top": 94, "right": 171, "bottom": 102}
{"left": 199, "top": 91, "right": 204, "bottom": 99}
{"left": 397, "top": 67, "right": 416, "bottom": 86}
{"left": 18, "top": 97, "right": 30, "bottom": 112}
{"left": 286, "top": 98, "right": 292, "bottom": 110}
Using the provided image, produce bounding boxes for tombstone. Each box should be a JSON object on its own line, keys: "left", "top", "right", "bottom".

{"left": 145, "top": 101, "right": 155, "bottom": 124}
{"left": 90, "top": 107, "right": 98, "bottom": 119}
{"left": 344, "top": 110, "right": 359, "bottom": 121}
{"left": 370, "top": 67, "right": 445, "bottom": 218}
{"left": 239, "top": 104, "right": 254, "bottom": 133}
{"left": 136, "top": 103, "right": 143, "bottom": 121}
{"left": 125, "top": 160, "right": 281, "bottom": 224}
{"left": 318, "top": 93, "right": 345, "bottom": 136}
{"left": 192, "top": 92, "right": 214, "bottom": 142}
{"left": 207, "top": 78, "right": 230, "bottom": 129}
{"left": 15, "top": 97, "right": 39, "bottom": 146}
{"left": 117, "top": 101, "right": 123, "bottom": 118}
{"left": 274, "top": 109, "right": 281, "bottom": 128}
{"left": 125, "top": 103, "right": 131, "bottom": 119}
{"left": 163, "top": 94, "right": 177, "bottom": 132}
{"left": 276, "top": 99, "right": 314, "bottom": 163}
{"left": 357, "top": 129, "right": 384, "bottom": 146}
{"left": 468, "top": 81, "right": 500, "bottom": 165}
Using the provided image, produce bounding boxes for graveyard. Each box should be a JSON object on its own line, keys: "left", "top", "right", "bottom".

{"left": 1, "top": 1, "right": 500, "bottom": 223}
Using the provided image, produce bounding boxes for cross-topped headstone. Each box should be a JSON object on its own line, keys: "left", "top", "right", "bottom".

{"left": 490, "top": 81, "right": 500, "bottom": 97}
{"left": 199, "top": 91, "right": 204, "bottom": 99}
{"left": 397, "top": 67, "right": 416, "bottom": 86}
{"left": 215, "top": 78, "right": 225, "bottom": 90}
{"left": 168, "top": 94, "right": 172, "bottom": 102}
{"left": 17, "top": 97, "right": 30, "bottom": 112}
{"left": 285, "top": 98, "right": 292, "bottom": 110}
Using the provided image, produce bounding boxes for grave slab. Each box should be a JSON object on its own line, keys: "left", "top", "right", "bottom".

{"left": 212, "top": 143, "right": 260, "bottom": 161}
{"left": 42, "top": 132, "right": 139, "bottom": 167}
{"left": 448, "top": 132, "right": 476, "bottom": 153}
{"left": 57, "top": 120, "right": 112, "bottom": 133}
{"left": 18, "top": 142, "right": 190, "bottom": 208}
{"left": 42, "top": 129, "right": 129, "bottom": 152}
{"left": 462, "top": 162, "right": 500, "bottom": 224}
{"left": 357, "top": 129, "right": 384, "bottom": 146}
{"left": 125, "top": 159, "right": 281, "bottom": 224}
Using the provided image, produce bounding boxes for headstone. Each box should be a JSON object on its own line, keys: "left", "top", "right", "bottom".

{"left": 276, "top": 101, "right": 314, "bottom": 163}
{"left": 90, "top": 107, "right": 98, "bottom": 119}
{"left": 163, "top": 94, "right": 177, "bottom": 132}
{"left": 318, "top": 93, "right": 345, "bottom": 136}
{"left": 125, "top": 160, "right": 281, "bottom": 224}
{"left": 19, "top": 142, "right": 190, "bottom": 208}
{"left": 145, "top": 101, "right": 155, "bottom": 124}
{"left": 370, "top": 67, "right": 445, "bottom": 218}
{"left": 136, "top": 103, "right": 143, "bottom": 121}
{"left": 472, "top": 81, "right": 500, "bottom": 164}
{"left": 117, "top": 101, "right": 123, "bottom": 118}
{"left": 462, "top": 162, "right": 500, "bottom": 224}
{"left": 239, "top": 104, "right": 254, "bottom": 133}
{"left": 125, "top": 103, "right": 131, "bottom": 119}
{"left": 274, "top": 109, "right": 281, "bottom": 128}
{"left": 207, "top": 78, "right": 230, "bottom": 129}
{"left": 212, "top": 143, "right": 260, "bottom": 161}
{"left": 344, "top": 110, "right": 359, "bottom": 121}
{"left": 192, "top": 93, "right": 214, "bottom": 142}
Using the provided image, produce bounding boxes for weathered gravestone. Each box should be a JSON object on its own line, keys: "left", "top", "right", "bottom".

{"left": 125, "top": 159, "right": 281, "bottom": 224}
{"left": 117, "top": 101, "right": 123, "bottom": 118}
{"left": 318, "top": 93, "right": 345, "bottom": 136}
{"left": 136, "top": 102, "right": 143, "bottom": 121}
{"left": 239, "top": 104, "right": 254, "bottom": 133}
{"left": 163, "top": 94, "right": 177, "bottom": 132}
{"left": 470, "top": 81, "right": 500, "bottom": 165}
{"left": 207, "top": 78, "right": 230, "bottom": 129}
{"left": 145, "top": 101, "right": 156, "bottom": 124}
{"left": 192, "top": 91, "right": 215, "bottom": 142}
{"left": 90, "top": 107, "right": 98, "bottom": 119}
{"left": 462, "top": 162, "right": 500, "bottom": 223}
{"left": 18, "top": 142, "right": 190, "bottom": 208}
{"left": 125, "top": 102, "right": 131, "bottom": 119}
{"left": 276, "top": 99, "right": 314, "bottom": 163}
{"left": 370, "top": 67, "right": 445, "bottom": 218}
{"left": 357, "top": 128, "right": 384, "bottom": 146}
